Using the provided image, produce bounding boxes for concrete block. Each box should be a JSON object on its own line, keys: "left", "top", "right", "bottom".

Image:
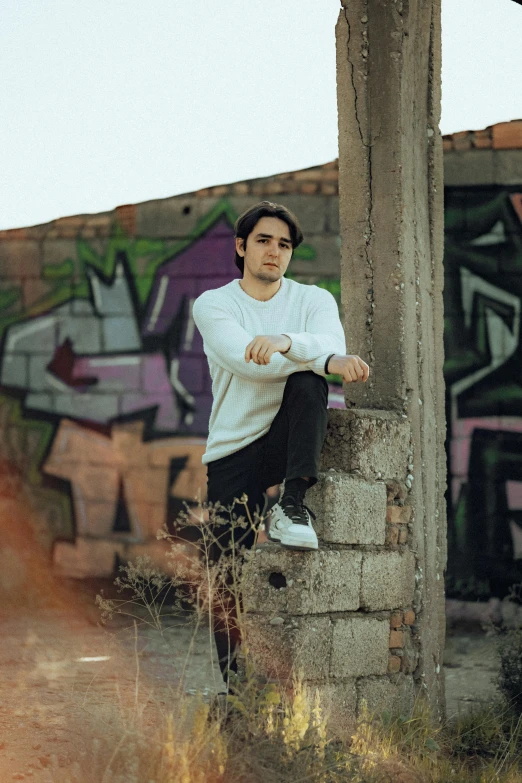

{"left": 243, "top": 546, "right": 361, "bottom": 615}
{"left": 25, "top": 392, "right": 55, "bottom": 414}
{"left": 0, "top": 240, "right": 40, "bottom": 276}
{"left": 229, "top": 194, "right": 328, "bottom": 234}
{"left": 102, "top": 317, "right": 141, "bottom": 351}
{"left": 243, "top": 614, "right": 332, "bottom": 682}
{"left": 495, "top": 150, "right": 522, "bottom": 185}
{"left": 307, "top": 471, "right": 386, "bottom": 545}
{"left": 357, "top": 674, "right": 415, "bottom": 719}
{"left": 73, "top": 466, "right": 120, "bottom": 502}
{"left": 309, "top": 681, "right": 357, "bottom": 740}
{"left": 29, "top": 355, "right": 54, "bottom": 391}
{"left": 1, "top": 353, "right": 28, "bottom": 387}
{"left": 5, "top": 316, "right": 57, "bottom": 354}
{"left": 76, "top": 501, "right": 118, "bottom": 537}
{"left": 330, "top": 616, "right": 389, "bottom": 678}
{"left": 52, "top": 538, "right": 122, "bottom": 579}
{"left": 321, "top": 408, "right": 411, "bottom": 480}
{"left": 42, "top": 239, "right": 77, "bottom": 270}
{"left": 444, "top": 150, "right": 495, "bottom": 186}
{"left": 135, "top": 196, "right": 201, "bottom": 238}
{"left": 53, "top": 392, "right": 119, "bottom": 422}
{"left": 57, "top": 315, "right": 102, "bottom": 354}
{"left": 361, "top": 551, "right": 416, "bottom": 611}
{"left": 325, "top": 196, "right": 340, "bottom": 233}
{"left": 128, "top": 501, "right": 166, "bottom": 540}
{"left": 124, "top": 467, "right": 169, "bottom": 503}
{"left": 290, "top": 234, "right": 341, "bottom": 276}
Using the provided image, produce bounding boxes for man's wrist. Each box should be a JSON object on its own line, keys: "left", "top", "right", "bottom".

{"left": 325, "top": 353, "right": 337, "bottom": 374}
{"left": 281, "top": 334, "right": 292, "bottom": 354}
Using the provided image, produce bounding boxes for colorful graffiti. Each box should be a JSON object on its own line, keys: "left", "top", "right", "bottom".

{"left": 445, "top": 190, "right": 522, "bottom": 595}
{"left": 0, "top": 200, "right": 342, "bottom": 576}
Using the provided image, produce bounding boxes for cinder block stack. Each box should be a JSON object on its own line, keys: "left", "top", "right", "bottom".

{"left": 243, "top": 409, "right": 420, "bottom": 736}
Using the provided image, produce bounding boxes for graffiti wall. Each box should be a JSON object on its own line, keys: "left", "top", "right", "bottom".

{"left": 0, "top": 188, "right": 343, "bottom": 577}
{"left": 5, "top": 149, "right": 520, "bottom": 593}
{"left": 444, "top": 189, "right": 522, "bottom": 595}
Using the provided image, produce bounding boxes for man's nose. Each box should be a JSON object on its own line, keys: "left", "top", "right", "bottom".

{"left": 268, "top": 241, "right": 280, "bottom": 257}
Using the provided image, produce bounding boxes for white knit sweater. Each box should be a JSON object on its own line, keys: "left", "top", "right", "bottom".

{"left": 192, "top": 276, "right": 346, "bottom": 465}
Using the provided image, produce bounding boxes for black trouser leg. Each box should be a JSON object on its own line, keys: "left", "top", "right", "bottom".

{"left": 262, "top": 371, "right": 329, "bottom": 489}
{"left": 206, "top": 440, "right": 267, "bottom": 684}
{"left": 206, "top": 370, "right": 329, "bottom": 683}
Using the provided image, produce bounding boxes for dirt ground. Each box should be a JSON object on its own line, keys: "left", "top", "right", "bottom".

{"left": 0, "top": 590, "right": 224, "bottom": 782}
{"left": 0, "top": 575, "right": 504, "bottom": 782}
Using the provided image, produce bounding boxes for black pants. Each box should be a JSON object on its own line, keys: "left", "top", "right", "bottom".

{"left": 206, "top": 370, "right": 329, "bottom": 681}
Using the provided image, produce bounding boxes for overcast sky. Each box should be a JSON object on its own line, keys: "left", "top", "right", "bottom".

{"left": 1, "top": 0, "right": 521, "bottom": 230}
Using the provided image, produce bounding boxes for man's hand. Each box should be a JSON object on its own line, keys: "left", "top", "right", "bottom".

{"left": 328, "top": 354, "right": 369, "bottom": 383}
{"left": 245, "top": 334, "right": 292, "bottom": 365}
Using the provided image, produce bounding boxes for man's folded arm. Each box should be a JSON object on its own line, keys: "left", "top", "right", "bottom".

{"left": 192, "top": 295, "right": 309, "bottom": 383}
{"left": 282, "top": 289, "right": 347, "bottom": 373}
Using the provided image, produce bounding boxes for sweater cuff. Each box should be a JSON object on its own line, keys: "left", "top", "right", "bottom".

{"left": 281, "top": 332, "right": 327, "bottom": 363}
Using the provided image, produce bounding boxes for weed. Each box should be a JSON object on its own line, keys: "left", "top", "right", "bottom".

{"left": 57, "top": 498, "right": 522, "bottom": 783}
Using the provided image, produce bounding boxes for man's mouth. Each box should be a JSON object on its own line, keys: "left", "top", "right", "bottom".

{"left": 264, "top": 263, "right": 277, "bottom": 268}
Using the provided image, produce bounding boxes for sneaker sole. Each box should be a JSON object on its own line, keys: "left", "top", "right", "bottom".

{"left": 280, "top": 538, "right": 318, "bottom": 551}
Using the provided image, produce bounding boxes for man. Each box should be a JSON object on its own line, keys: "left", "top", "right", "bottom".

{"left": 192, "top": 201, "right": 369, "bottom": 679}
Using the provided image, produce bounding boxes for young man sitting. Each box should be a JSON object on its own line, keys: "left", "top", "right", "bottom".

{"left": 192, "top": 200, "right": 369, "bottom": 682}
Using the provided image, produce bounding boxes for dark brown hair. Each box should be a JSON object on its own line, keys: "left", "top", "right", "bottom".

{"left": 233, "top": 201, "right": 304, "bottom": 275}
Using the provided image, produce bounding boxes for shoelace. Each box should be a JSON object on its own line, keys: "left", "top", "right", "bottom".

{"left": 281, "top": 495, "right": 317, "bottom": 525}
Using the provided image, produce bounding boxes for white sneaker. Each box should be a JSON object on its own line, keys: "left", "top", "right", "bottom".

{"left": 268, "top": 499, "right": 318, "bottom": 551}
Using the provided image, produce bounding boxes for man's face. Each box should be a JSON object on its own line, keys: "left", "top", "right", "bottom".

{"left": 236, "top": 216, "right": 293, "bottom": 282}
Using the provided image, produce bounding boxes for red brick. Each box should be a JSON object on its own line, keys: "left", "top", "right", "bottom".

{"left": 320, "top": 159, "right": 338, "bottom": 170}
{"left": 442, "top": 138, "right": 453, "bottom": 152}
{"left": 385, "top": 524, "right": 399, "bottom": 547}
{"left": 387, "top": 505, "right": 412, "bottom": 524}
{"left": 389, "top": 630, "right": 404, "bottom": 648}
{"left": 232, "top": 182, "right": 250, "bottom": 195}
{"left": 388, "top": 655, "right": 401, "bottom": 673}
{"left": 115, "top": 204, "right": 136, "bottom": 236}
{"left": 300, "top": 182, "right": 318, "bottom": 194}
{"left": 321, "top": 183, "right": 338, "bottom": 195}
{"left": 390, "top": 611, "right": 403, "bottom": 629}
{"left": 403, "top": 610, "right": 415, "bottom": 626}
{"left": 452, "top": 132, "right": 472, "bottom": 151}
{"left": 264, "top": 182, "right": 285, "bottom": 195}
{"left": 386, "top": 505, "right": 400, "bottom": 523}
{"left": 292, "top": 168, "right": 327, "bottom": 181}
{"left": 195, "top": 188, "right": 210, "bottom": 197}
{"left": 0, "top": 228, "right": 27, "bottom": 240}
{"left": 398, "top": 526, "right": 409, "bottom": 545}
{"left": 210, "top": 186, "right": 229, "bottom": 197}
{"left": 473, "top": 128, "right": 492, "bottom": 149}
{"left": 492, "top": 120, "right": 522, "bottom": 150}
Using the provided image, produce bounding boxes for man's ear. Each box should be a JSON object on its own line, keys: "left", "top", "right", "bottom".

{"left": 235, "top": 236, "right": 246, "bottom": 258}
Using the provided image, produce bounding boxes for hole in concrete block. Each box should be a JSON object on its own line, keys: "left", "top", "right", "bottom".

{"left": 268, "top": 572, "right": 287, "bottom": 590}
{"left": 183, "top": 205, "right": 191, "bottom": 215}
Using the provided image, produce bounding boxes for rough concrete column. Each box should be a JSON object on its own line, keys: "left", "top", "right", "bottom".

{"left": 336, "top": 0, "right": 446, "bottom": 717}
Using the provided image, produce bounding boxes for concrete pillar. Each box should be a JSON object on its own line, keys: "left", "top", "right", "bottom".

{"left": 244, "top": 0, "right": 446, "bottom": 731}
{"left": 335, "top": 0, "right": 446, "bottom": 716}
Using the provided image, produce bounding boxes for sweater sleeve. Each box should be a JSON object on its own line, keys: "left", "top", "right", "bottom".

{"left": 192, "top": 293, "right": 309, "bottom": 383}
{"left": 282, "top": 287, "right": 347, "bottom": 373}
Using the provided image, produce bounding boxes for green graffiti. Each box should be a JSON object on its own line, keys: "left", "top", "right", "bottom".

{"left": 0, "top": 286, "right": 22, "bottom": 313}
{"left": 0, "top": 394, "right": 72, "bottom": 534}
{"left": 42, "top": 259, "right": 75, "bottom": 280}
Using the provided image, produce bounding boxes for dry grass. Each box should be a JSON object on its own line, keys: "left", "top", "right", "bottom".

{"left": 47, "top": 498, "right": 522, "bottom": 783}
